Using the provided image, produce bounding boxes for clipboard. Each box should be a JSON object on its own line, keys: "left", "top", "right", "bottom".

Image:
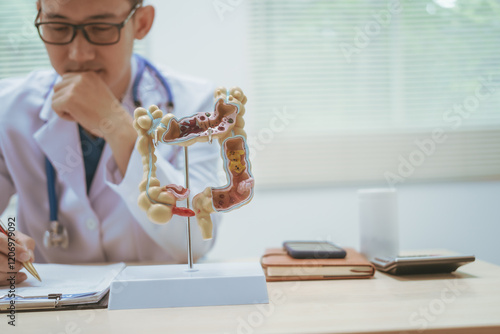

{"left": 0, "top": 263, "right": 125, "bottom": 312}
{"left": 1, "top": 291, "right": 110, "bottom": 312}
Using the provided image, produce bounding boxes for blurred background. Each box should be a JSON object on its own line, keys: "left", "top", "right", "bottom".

{"left": 1, "top": 0, "right": 499, "bottom": 264}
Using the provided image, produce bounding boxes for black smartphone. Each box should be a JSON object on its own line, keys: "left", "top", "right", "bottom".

{"left": 283, "top": 241, "right": 347, "bottom": 259}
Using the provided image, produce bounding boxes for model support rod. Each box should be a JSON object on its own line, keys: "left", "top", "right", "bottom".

{"left": 184, "top": 146, "right": 194, "bottom": 269}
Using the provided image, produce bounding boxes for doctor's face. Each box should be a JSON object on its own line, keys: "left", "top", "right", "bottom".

{"left": 37, "top": 0, "right": 140, "bottom": 98}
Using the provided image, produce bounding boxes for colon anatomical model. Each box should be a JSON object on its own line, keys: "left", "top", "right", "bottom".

{"left": 133, "top": 87, "right": 254, "bottom": 240}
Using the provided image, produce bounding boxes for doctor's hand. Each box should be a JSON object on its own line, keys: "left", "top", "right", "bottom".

{"left": 0, "top": 230, "right": 35, "bottom": 286}
{"left": 52, "top": 71, "right": 137, "bottom": 176}
{"left": 52, "top": 71, "right": 132, "bottom": 139}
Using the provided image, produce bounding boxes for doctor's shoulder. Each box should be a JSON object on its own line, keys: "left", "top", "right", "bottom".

{"left": 155, "top": 64, "right": 216, "bottom": 116}
{"left": 0, "top": 69, "right": 57, "bottom": 120}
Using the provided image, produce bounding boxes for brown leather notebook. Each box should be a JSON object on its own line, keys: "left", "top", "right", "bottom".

{"left": 260, "top": 248, "right": 375, "bottom": 281}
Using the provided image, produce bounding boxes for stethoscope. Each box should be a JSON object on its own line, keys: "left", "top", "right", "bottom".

{"left": 43, "top": 54, "right": 174, "bottom": 249}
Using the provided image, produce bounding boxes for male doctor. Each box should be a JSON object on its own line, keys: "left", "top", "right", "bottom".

{"left": 0, "top": 0, "right": 221, "bottom": 285}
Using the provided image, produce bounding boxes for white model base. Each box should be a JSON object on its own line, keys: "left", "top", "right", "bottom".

{"left": 108, "top": 262, "right": 269, "bottom": 310}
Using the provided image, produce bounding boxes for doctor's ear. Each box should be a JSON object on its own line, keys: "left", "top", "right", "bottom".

{"left": 133, "top": 5, "right": 155, "bottom": 40}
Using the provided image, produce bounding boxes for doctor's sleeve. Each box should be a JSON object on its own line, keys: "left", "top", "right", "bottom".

{"left": 0, "top": 145, "right": 15, "bottom": 216}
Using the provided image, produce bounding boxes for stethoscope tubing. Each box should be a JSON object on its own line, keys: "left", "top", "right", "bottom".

{"left": 133, "top": 54, "right": 174, "bottom": 109}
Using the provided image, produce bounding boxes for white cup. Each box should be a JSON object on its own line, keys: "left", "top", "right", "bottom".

{"left": 358, "top": 188, "right": 399, "bottom": 260}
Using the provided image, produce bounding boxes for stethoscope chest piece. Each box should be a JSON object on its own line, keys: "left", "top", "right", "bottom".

{"left": 43, "top": 220, "right": 69, "bottom": 249}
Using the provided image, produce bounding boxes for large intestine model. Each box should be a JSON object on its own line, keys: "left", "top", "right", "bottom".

{"left": 133, "top": 87, "right": 254, "bottom": 240}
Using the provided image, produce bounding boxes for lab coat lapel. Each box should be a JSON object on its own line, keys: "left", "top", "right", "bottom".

{"left": 33, "top": 94, "right": 87, "bottom": 201}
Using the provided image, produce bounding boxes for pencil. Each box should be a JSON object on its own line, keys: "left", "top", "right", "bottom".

{"left": 0, "top": 218, "right": 42, "bottom": 282}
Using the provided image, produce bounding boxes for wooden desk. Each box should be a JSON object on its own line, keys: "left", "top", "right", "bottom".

{"left": 3, "top": 258, "right": 500, "bottom": 334}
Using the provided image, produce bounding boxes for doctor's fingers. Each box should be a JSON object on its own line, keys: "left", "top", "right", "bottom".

{"left": 15, "top": 231, "right": 36, "bottom": 261}
{"left": 56, "top": 111, "right": 77, "bottom": 122}
{"left": 51, "top": 97, "right": 77, "bottom": 122}
{"left": 51, "top": 87, "right": 83, "bottom": 122}
{"left": 53, "top": 72, "right": 101, "bottom": 93}
{"left": 0, "top": 273, "right": 28, "bottom": 286}
{"left": 0, "top": 252, "right": 27, "bottom": 273}
{"left": 0, "top": 252, "right": 29, "bottom": 286}
{"left": 53, "top": 72, "right": 85, "bottom": 92}
{"left": 0, "top": 233, "right": 32, "bottom": 263}
{"left": 0, "top": 270, "right": 28, "bottom": 287}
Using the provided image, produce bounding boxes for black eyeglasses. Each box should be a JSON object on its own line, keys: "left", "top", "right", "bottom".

{"left": 34, "top": 4, "right": 140, "bottom": 46}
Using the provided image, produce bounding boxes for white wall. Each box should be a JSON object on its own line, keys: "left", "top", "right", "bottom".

{"left": 147, "top": 0, "right": 249, "bottom": 92}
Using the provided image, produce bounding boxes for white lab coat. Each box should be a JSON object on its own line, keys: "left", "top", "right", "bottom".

{"left": 0, "top": 57, "right": 222, "bottom": 264}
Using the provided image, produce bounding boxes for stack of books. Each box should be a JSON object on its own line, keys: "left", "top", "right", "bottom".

{"left": 260, "top": 248, "right": 375, "bottom": 282}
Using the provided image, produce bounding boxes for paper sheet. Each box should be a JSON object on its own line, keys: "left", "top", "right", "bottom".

{"left": 0, "top": 263, "right": 125, "bottom": 299}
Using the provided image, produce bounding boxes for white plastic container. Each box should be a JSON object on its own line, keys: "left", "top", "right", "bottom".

{"left": 358, "top": 188, "right": 399, "bottom": 260}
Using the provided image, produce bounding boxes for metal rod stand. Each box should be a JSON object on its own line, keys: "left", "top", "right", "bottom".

{"left": 184, "top": 146, "right": 194, "bottom": 269}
